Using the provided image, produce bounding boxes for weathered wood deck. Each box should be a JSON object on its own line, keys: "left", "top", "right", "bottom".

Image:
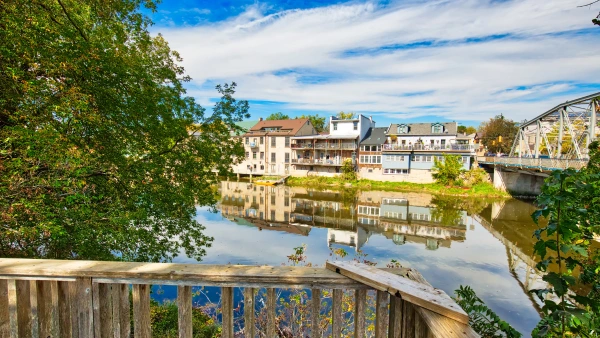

{"left": 0, "top": 258, "right": 479, "bottom": 338}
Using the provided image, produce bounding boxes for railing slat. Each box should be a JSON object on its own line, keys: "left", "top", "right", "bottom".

{"left": 332, "top": 289, "right": 343, "bottom": 337}
{"left": 0, "top": 279, "right": 9, "bottom": 337}
{"left": 354, "top": 289, "right": 366, "bottom": 338}
{"left": 221, "top": 287, "right": 234, "bottom": 338}
{"left": 403, "top": 302, "right": 415, "bottom": 338}
{"left": 7, "top": 280, "right": 17, "bottom": 338}
{"left": 75, "top": 277, "right": 93, "bottom": 338}
{"left": 388, "top": 295, "right": 403, "bottom": 338}
{"left": 93, "top": 283, "right": 100, "bottom": 338}
{"left": 415, "top": 312, "right": 429, "bottom": 338}
{"left": 115, "top": 284, "right": 130, "bottom": 338}
{"left": 375, "top": 290, "right": 389, "bottom": 338}
{"left": 132, "top": 284, "right": 150, "bottom": 338}
{"left": 243, "top": 287, "right": 255, "bottom": 338}
{"left": 57, "top": 281, "right": 73, "bottom": 338}
{"left": 98, "top": 284, "right": 113, "bottom": 338}
{"left": 266, "top": 288, "right": 276, "bottom": 338}
{"left": 37, "top": 280, "right": 58, "bottom": 338}
{"left": 178, "top": 286, "right": 192, "bottom": 338}
{"left": 16, "top": 280, "right": 33, "bottom": 338}
{"left": 311, "top": 289, "right": 321, "bottom": 338}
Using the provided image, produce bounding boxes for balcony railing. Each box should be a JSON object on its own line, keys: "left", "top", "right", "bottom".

{"left": 291, "top": 143, "right": 313, "bottom": 149}
{"left": 249, "top": 142, "right": 258, "bottom": 148}
{"left": 0, "top": 258, "right": 478, "bottom": 338}
{"left": 478, "top": 156, "right": 588, "bottom": 170}
{"left": 383, "top": 144, "right": 478, "bottom": 151}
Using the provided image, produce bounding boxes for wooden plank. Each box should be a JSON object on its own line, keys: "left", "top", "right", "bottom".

{"left": 29, "top": 280, "right": 39, "bottom": 338}
{"left": 243, "top": 288, "right": 255, "bottom": 338}
{"left": 326, "top": 261, "right": 468, "bottom": 324}
{"left": 266, "top": 288, "right": 276, "bottom": 338}
{"left": 0, "top": 258, "right": 408, "bottom": 289}
{"left": 403, "top": 302, "right": 415, "bottom": 338}
{"left": 93, "top": 283, "right": 101, "bottom": 338}
{"left": 310, "top": 289, "right": 321, "bottom": 338}
{"left": 177, "top": 286, "right": 192, "bottom": 338}
{"left": 37, "top": 280, "right": 58, "bottom": 338}
{"left": 388, "top": 295, "right": 403, "bottom": 338}
{"left": 16, "top": 280, "right": 33, "bottom": 338}
{"left": 7, "top": 280, "right": 17, "bottom": 338}
{"left": 98, "top": 284, "right": 113, "bottom": 338}
{"left": 75, "top": 277, "right": 93, "bottom": 338}
{"left": 415, "top": 312, "right": 429, "bottom": 338}
{"left": 0, "top": 279, "right": 9, "bottom": 338}
{"left": 331, "top": 289, "right": 342, "bottom": 337}
{"left": 57, "top": 281, "right": 72, "bottom": 338}
{"left": 375, "top": 290, "right": 389, "bottom": 338}
{"left": 116, "top": 284, "right": 130, "bottom": 338}
{"left": 132, "top": 284, "right": 150, "bottom": 338}
{"left": 221, "top": 287, "right": 234, "bottom": 338}
{"left": 354, "top": 289, "right": 366, "bottom": 338}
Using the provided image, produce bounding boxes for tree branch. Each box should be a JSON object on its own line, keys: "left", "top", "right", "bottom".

{"left": 578, "top": 0, "right": 600, "bottom": 7}
{"left": 56, "top": 0, "right": 88, "bottom": 42}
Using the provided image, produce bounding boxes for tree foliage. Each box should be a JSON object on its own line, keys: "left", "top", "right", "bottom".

{"left": 478, "top": 115, "right": 518, "bottom": 154}
{"left": 341, "top": 159, "right": 356, "bottom": 181}
{"left": 298, "top": 114, "right": 327, "bottom": 133}
{"left": 266, "top": 112, "right": 290, "bottom": 120}
{"left": 432, "top": 154, "right": 463, "bottom": 185}
{"left": 336, "top": 111, "right": 356, "bottom": 119}
{"left": 458, "top": 126, "right": 477, "bottom": 134}
{"left": 529, "top": 141, "right": 600, "bottom": 337}
{"left": 0, "top": 0, "right": 249, "bottom": 261}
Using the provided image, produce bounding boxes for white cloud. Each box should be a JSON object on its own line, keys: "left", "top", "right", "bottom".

{"left": 155, "top": 0, "right": 600, "bottom": 122}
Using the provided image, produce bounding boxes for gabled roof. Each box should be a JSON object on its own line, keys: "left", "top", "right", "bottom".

{"left": 245, "top": 119, "right": 310, "bottom": 136}
{"left": 387, "top": 122, "right": 458, "bottom": 136}
{"left": 360, "top": 127, "right": 387, "bottom": 145}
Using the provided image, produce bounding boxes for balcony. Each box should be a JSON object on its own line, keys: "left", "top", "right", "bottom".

{"left": 291, "top": 143, "right": 313, "bottom": 149}
{"left": 292, "top": 158, "right": 346, "bottom": 166}
{"left": 249, "top": 142, "right": 258, "bottom": 148}
{"left": 382, "top": 144, "right": 478, "bottom": 152}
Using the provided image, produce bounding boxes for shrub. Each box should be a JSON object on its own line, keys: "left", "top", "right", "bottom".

{"left": 459, "top": 167, "right": 490, "bottom": 188}
{"left": 150, "top": 299, "right": 221, "bottom": 338}
{"left": 432, "top": 154, "right": 463, "bottom": 185}
{"left": 341, "top": 158, "right": 357, "bottom": 181}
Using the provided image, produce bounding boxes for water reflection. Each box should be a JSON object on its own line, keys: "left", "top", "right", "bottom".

{"left": 214, "top": 181, "right": 544, "bottom": 335}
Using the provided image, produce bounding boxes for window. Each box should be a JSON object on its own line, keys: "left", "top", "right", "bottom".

{"left": 367, "top": 168, "right": 373, "bottom": 173}
{"left": 271, "top": 195, "right": 276, "bottom": 205}
{"left": 270, "top": 210, "right": 276, "bottom": 220}
{"left": 462, "top": 156, "right": 469, "bottom": 164}
{"left": 253, "top": 152, "right": 257, "bottom": 159}
{"left": 397, "top": 124, "right": 408, "bottom": 134}
{"left": 260, "top": 152, "right": 264, "bottom": 160}
{"left": 253, "top": 196, "right": 256, "bottom": 204}
{"left": 284, "top": 198, "right": 290, "bottom": 207}
{"left": 285, "top": 137, "right": 290, "bottom": 147}
{"left": 383, "top": 168, "right": 409, "bottom": 175}
{"left": 271, "top": 153, "right": 276, "bottom": 162}
{"left": 412, "top": 155, "right": 420, "bottom": 162}
{"left": 360, "top": 155, "right": 381, "bottom": 164}
{"left": 260, "top": 137, "right": 264, "bottom": 144}
{"left": 245, "top": 137, "right": 249, "bottom": 145}
{"left": 358, "top": 206, "right": 380, "bottom": 215}
{"left": 245, "top": 152, "right": 250, "bottom": 158}
{"left": 285, "top": 153, "right": 290, "bottom": 163}
{"left": 333, "top": 122, "right": 338, "bottom": 131}
{"left": 271, "top": 137, "right": 276, "bottom": 147}
{"left": 353, "top": 121, "right": 358, "bottom": 130}
{"left": 432, "top": 123, "right": 443, "bottom": 134}
{"left": 385, "top": 155, "right": 404, "bottom": 162}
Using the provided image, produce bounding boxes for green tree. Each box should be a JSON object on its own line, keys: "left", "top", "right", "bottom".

{"left": 336, "top": 111, "right": 356, "bottom": 119}
{"left": 341, "top": 159, "right": 356, "bottom": 181}
{"left": 478, "top": 115, "right": 518, "bottom": 154}
{"left": 266, "top": 112, "right": 290, "bottom": 120}
{"left": 0, "top": 0, "right": 249, "bottom": 261}
{"left": 298, "top": 114, "right": 327, "bottom": 133}
{"left": 458, "top": 126, "right": 477, "bottom": 134}
{"left": 432, "top": 154, "right": 463, "bottom": 186}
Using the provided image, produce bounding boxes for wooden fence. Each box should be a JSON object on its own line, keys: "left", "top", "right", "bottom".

{"left": 0, "top": 258, "right": 479, "bottom": 338}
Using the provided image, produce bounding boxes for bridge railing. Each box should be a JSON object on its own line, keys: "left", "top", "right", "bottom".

{"left": 478, "top": 156, "right": 588, "bottom": 170}
{"left": 0, "top": 258, "right": 478, "bottom": 338}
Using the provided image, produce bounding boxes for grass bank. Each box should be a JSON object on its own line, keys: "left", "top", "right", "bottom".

{"left": 286, "top": 176, "right": 510, "bottom": 198}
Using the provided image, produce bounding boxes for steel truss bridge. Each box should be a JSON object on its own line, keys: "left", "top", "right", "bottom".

{"left": 481, "top": 92, "right": 599, "bottom": 171}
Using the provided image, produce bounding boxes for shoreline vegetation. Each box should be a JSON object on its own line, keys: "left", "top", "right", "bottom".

{"left": 286, "top": 176, "right": 511, "bottom": 198}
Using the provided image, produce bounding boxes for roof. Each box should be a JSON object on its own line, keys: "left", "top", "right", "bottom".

{"left": 244, "top": 119, "right": 310, "bottom": 136}
{"left": 360, "top": 127, "right": 387, "bottom": 145}
{"left": 231, "top": 120, "right": 259, "bottom": 136}
{"left": 291, "top": 134, "right": 357, "bottom": 140}
{"left": 387, "top": 122, "right": 458, "bottom": 136}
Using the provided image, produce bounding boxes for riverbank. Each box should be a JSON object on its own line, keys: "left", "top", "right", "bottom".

{"left": 286, "top": 176, "right": 510, "bottom": 198}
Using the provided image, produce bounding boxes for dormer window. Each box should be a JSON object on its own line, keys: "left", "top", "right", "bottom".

{"left": 432, "top": 123, "right": 444, "bottom": 134}
{"left": 397, "top": 124, "right": 409, "bottom": 134}
{"left": 333, "top": 122, "right": 338, "bottom": 131}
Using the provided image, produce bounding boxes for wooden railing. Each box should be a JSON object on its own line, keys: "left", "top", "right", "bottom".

{"left": 477, "top": 156, "right": 588, "bottom": 170}
{"left": 0, "top": 258, "right": 479, "bottom": 338}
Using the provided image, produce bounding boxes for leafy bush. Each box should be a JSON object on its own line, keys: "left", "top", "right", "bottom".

{"left": 432, "top": 154, "right": 463, "bottom": 185}
{"left": 150, "top": 299, "right": 221, "bottom": 338}
{"left": 341, "top": 158, "right": 357, "bottom": 181}
{"left": 453, "top": 286, "right": 522, "bottom": 338}
{"left": 459, "top": 167, "right": 490, "bottom": 188}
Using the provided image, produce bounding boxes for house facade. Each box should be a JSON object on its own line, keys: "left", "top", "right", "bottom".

{"left": 291, "top": 114, "right": 376, "bottom": 176}
{"left": 231, "top": 119, "right": 317, "bottom": 176}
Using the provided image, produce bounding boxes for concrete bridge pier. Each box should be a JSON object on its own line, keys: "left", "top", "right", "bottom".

{"left": 493, "top": 166, "right": 547, "bottom": 196}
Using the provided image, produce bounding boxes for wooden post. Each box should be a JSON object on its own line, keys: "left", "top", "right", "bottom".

{"left": 415, "top": 312, "right": 429, "bottom": 338}
{"left": 403, "top": 302, "right": 415, "bottom": 338}
{"left": 114, "top": 284, "right": 130, "bottom": 338}
{"left": 375, "top": 290, "right": 389, "bottom": 338}
{"left": 266, "top": 288, "right": 276, "bottom": 338}
{"left": 311, "top": 289, "right": 321, "bottom": 338}
{"left": 0, "top": 280, "right": 10, "bottom": 338}
{"left": 132, "top": 284, "right": 150, "bottom": 338}
{"left": 332, "top": 289, "right": 343, "bottom": 337}
{"left": 243, "top": 288, "right": 255, "bottom": 338}
{"left": 37, "top": 280, "right": 58, "bottom": 338}
{"left": 354, "top": 289, "right": 366, "bottom": 338}
{"left": 221, "top": 287, "right": 234, "bottom": 338}
{"left": 98, "top": 284, "right": 113, "bottom": 338}
{"left": 16, "top": 280, "right": 33, "bottom": 338}
{"left": 178, "top": 286, "right": 192, "bottom": 338}
{"left": 388, "top": 295, "right": 403, "bottom": 338}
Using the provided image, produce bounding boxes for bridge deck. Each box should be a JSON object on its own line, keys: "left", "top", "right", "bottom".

{"left": 478, "top": 156, "right": 588, "bottom": 171}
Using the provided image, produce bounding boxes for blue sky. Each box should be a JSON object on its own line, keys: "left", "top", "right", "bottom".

{"left": 145, "top": 0, "right": 600, "bottom": 127}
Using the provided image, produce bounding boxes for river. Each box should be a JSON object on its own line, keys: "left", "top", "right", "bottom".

{"left": 170, "top": 181, "right": 545, "bottom": 336}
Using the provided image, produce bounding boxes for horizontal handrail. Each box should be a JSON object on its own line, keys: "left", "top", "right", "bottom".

{"left": 478, "top": 156, "right": 588, "bottom": 170}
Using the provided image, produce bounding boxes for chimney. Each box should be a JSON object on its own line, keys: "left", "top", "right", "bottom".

{"left": 259, "top": 117, "right": 263, "bottom": 122}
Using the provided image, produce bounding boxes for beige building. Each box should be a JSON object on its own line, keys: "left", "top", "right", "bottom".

{"left": 232, "top": 119, "right": 317, "bottom": 176}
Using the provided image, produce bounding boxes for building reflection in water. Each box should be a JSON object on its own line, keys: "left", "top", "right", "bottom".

{"left": 219, "top": 181, "right": 468, "bottom": 251}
